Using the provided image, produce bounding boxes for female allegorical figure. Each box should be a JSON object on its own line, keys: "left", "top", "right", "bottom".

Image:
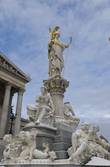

{"left": 48, "top": 26, "right": 72, "bottom": 77}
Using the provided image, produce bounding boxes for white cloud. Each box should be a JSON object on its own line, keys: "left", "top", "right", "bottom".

{"left": 0, "top": 0, "right": 110, "bottom": 136}
{"left": 103, "top": 114, "right": 110, "bottom": 119}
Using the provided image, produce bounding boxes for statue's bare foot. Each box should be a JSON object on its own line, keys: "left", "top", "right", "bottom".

{"left": 35, "top": 120, "right": 40, "bottom": 124}
{"left": 68, "top": 157, "right": 72, "bottom": 161}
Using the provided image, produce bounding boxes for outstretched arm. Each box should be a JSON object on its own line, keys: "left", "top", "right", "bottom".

{"left": 54, "top": 38, "right": 69, "bottom": 48}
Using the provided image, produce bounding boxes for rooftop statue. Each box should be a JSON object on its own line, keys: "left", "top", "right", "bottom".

{"left": 48, "top": 26, "right": 72, "bottom": 77}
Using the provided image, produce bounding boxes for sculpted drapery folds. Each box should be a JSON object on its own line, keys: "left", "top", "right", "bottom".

{"left": 48, "top": 26, "right": 71, "bottom": 77}
{"left": 35, "top": 86, "right": 54, "bottom": 124}
{"left": 68, "top": 123, "right": 110, "bottom": 164}
{"left": 27, "top": 86, "right": 54, "bottom": 125}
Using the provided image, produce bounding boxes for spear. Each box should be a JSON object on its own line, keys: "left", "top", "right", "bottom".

{"left": 63, "top": 36, "right": 73, "bottom": 76}
{"left": 69, "top": 36, "right": 72, "bottom": 45}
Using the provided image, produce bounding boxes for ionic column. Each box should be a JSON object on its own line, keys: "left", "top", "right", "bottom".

{"left": 0, "top": 83, "right": 11, "bottom": 138}
{"left": 14, "top": 89, "right": 24, "bottom": 135}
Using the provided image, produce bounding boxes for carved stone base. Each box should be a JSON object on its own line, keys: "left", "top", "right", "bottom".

{"left": 0, "top": 159, "right": 83, "bottom": 167}
{"left": 1, "top": 158, "right": 110, "bottom": 167}
{"left": 54, "top": 122, "right": 78, "bottom": 159}
{"left": 23, "top": 123, "right": 57, "bottom": 151}
{"left": 43, "top": 75, "right": 69, "bottom": 120}
{"left": 43, "top": 75, "right": 79, "bottom": 159}
{"left": 23, "top": 121, "right": 78, "bottom": 160}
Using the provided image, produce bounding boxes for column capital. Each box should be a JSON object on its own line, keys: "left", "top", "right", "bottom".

{"left": 18, "top": 88, "right": 25, "bottom": 95}
{"left": 11, "top": 88, "right": 16, "bottom": 97}
{"left": 43, "top": 76, "right": 69, "bottom": 94}
{"left": 5, "top": 82, "right": 12, "bottom": 90}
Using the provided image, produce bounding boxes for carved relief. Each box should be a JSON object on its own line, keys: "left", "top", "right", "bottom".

{"left": 44, "top": 76, "right": 69, "bottom": 94}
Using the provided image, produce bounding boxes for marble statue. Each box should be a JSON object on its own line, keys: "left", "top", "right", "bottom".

{"left": 35, "top": 87, "right": 54, "bottom": 124}
{"left": 2, "top": 129, "right": 56, "bottom": 162}
{"left": 33, "top": 143, "right": 56, "bottom": 161}
{"left": 48, "top": 26, "right": 72, "bottom": 77}
{"left": 87, "top": 125, "right": 110, "bottom": 159}
{"left": 27, "top": 105, "right": 37, "bottom": 122}
{"left": 3, "top": 134, "right": 13, "bottom": 160}
{"left": 63, "top": 102, "right": 80, "bottom": 126}
{"left": 18, "top": 130, "right": 36, "bottom": 160}
{"left": 68, "top": 123, "right": 91, "bottom": 164}
{"left": 18, "top": 130, "right": 56, "bottom": 161}
{"left": 2, "top": 134, "right": 22, "bottom": 161}
{"left": 27, "top": 87, "right": 54, "bottom": 125}
{"left": 68, "top": 123, "right": 110, "bottom": 164}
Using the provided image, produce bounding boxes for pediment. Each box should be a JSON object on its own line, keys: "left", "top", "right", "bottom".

{"left": 0, "top": 52, "right": 30, "bottom": 82}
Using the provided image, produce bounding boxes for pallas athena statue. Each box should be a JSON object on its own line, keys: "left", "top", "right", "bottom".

{"left": 48, "top": 26, "right": 72, "bottom": 77}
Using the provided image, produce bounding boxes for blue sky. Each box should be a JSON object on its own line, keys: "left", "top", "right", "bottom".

{"left": 0, "top": 0, "right": 110, "bottom": 140}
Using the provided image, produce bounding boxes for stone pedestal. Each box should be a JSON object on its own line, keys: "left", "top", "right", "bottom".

{"left": 54, "top": 122, "right": 78, "bottom": 159}
{"left": 23, "top": 123, "right": 57, "bottom": 152}
{"left": 44, "top": 76, "right": 75, "bottom": 159}
{"left": 0, "top": 159, "right": 85, "bottom": 167}
{"left": 43, "top": 75, "right": 69, "bottom": 122}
